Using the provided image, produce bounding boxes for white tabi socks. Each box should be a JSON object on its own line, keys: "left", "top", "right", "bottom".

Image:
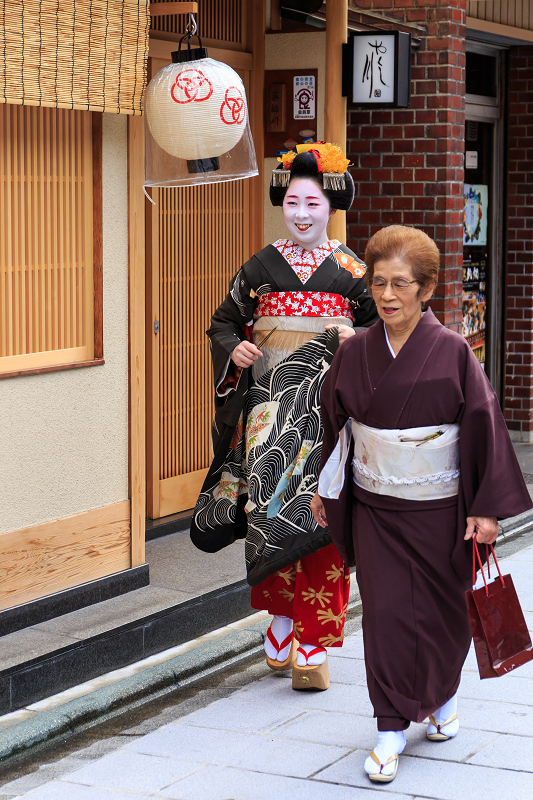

{"left": 264, "top": 615, "right": 293, "bottom": 662}
{"left": 364, "top": 730, "right": 406, "bottom": 779}
{"left": 296, "top": 643, "right": 327, "bottom": 666}
{"left": 427, "top": 692, "right": 459, "bottom": 740}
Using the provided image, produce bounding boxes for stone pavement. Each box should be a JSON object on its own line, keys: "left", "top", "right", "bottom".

{"left": 4, "top": 543, "right": 533, "bottom": 800}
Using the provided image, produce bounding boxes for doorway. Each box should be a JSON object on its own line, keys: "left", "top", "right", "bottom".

{"left": 464, "top": 44, "right": 504, "bottom": 397}
{"left": 144, "top": 3, "right": 265, "bottom": 520}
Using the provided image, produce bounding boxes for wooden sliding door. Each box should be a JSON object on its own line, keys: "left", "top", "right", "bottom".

{"left": 145, "top": 0, "right": 264, "bottom": 518}
{"left": 147, "top": 177, "right": 251, "bottom": 517}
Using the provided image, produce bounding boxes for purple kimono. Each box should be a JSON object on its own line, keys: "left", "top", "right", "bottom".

{"left": 319, "top": 308, "right": 532, "bottom": 728}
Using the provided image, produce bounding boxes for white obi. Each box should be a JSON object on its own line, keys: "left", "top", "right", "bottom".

{"left": 319, "top": 420, "right": 460, "bottom": 502}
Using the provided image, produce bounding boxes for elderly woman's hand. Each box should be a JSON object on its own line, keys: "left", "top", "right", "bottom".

{"left": 324, "top": 324, "right": 356, "bottom": 343}
{"left": 464, "top": 515, "right": 499, "bottom": 545}
{"left": 311, "top": 491, "right": 328, "bottom": 528}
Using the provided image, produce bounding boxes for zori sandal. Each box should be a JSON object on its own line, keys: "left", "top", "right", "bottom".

{"left": 366, "top": 751, "right": 399, "bottom": 783}
{"left": 265, "top": 624, "right": 298, "bottom": 671}
{"left": 292, "top": 646, "right": 330, "bottom": 690}
{"left": 427, "top": 713, "right": 459, "bottom": 741}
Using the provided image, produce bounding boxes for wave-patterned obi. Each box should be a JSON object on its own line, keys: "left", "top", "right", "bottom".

{"left": 255, "top": 291, "right": 355, "bottom": 322}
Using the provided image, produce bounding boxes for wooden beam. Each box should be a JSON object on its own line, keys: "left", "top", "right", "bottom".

{"left": 148, "top": 37, "right": 254, "bottom": 71}
{"left": 248, "top": 0, "right": 266, "bottom": 254}
{"left": 0, "top": 502, "right": 130, "bottom": 610}
{"left": 466, "top": 16, "right": 533, "bottom": 43}
{"left": 270, "top": 0, "right": 282, "bottom": 31}
{"left": 150, "top": 2, "right": 198, "bottom": 16}
{"left": 128, "top": 115, "right": 146, "bottom": 569}
{"left": 92, "top": 114, "right": 104, "bottom": 360}
{"left": 325, "top": 0, "right": 348, "bottom": 245}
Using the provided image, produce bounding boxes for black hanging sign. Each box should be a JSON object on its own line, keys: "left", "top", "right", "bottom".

{"left": 342, "top": 30, "right": 411, "bottom": 108}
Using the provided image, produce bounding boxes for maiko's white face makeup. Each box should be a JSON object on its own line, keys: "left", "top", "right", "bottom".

{"left": 282, "top": 178, "right": 335, "bottom": 251}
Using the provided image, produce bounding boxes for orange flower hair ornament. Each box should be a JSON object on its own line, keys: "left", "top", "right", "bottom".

{"left": 272, "top": 142, "right": 351, "bottom": 190}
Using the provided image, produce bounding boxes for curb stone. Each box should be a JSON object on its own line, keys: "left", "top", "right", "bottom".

{"left": 0, "top": 599, "right": 364, "bottom": 765}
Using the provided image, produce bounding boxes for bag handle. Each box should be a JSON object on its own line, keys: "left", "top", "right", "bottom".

{"left": 472, "top": 538, "right": 505, "bottom": 594}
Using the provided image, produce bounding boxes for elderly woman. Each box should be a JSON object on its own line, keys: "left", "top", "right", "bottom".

{"left": 312, "top": 225, "right": 532, "bottom": 782}
{"left": 192, "top": 144, "right": 378, "bottom": 690}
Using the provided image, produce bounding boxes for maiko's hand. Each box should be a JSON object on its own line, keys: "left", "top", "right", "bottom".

{"left": 324, "top": 324, "right": 356, "bottom": 343}
{"left": 230, "top": 341, "right": 262, "bottom": 368}
{"left": 464, "top": 515, "right": 499, "bottom": 545}
{"left": 311, "top": 491, "right": 328, "bottom": 528}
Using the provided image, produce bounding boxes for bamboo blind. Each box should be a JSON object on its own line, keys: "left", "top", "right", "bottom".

{"left": 467, "top": 0, "right": 533, "bottom": 30}
{"left": 0, "top": 104, "right": 94, "bottom": 372}
{"left": 151, "top": 0, "right": 243, "bottom": 44}
{"left": 155, "top": 180, "right": 248, "bottom": 479}
{"left": 0, "top": 1, "right": 149, "bottom": 114}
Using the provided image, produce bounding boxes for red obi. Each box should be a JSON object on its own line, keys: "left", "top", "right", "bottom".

{"left": 255, "top": 291, "right": 354, "bottom": 322}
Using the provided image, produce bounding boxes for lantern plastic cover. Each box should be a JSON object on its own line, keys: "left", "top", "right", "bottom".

{"left": 144, "top": 57, "right": 258, "bottom": 188}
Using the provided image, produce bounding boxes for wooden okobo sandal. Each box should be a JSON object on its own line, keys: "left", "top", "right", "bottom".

{"left": 292, "top": 646, "right": 330, "bottom": 690}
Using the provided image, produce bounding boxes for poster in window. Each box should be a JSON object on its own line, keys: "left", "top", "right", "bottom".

{"left": 463, "top": 184, "right": 488, "bottom": 246}
{"left": 462, "top": 255, "right": 486, "bottom": 367}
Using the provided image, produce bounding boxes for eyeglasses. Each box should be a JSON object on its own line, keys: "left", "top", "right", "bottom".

{"left": 369, "top": 277, "right": 419, "bottom": 291}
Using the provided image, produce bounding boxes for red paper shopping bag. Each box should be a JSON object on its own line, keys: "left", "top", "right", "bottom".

{"left": 466, "top": 541, "right": 533, "bottom": 679}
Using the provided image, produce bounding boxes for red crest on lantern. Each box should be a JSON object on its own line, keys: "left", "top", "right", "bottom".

{"left": 170, "top": 69, "right": 214, "bottom": 104}
{"left": 220, "top": 86, "right": 246, "bottom": 125}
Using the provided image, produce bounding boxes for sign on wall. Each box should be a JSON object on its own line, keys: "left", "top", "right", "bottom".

{"left": 264, "top": 69, "right": 319, "bottom": 157}
{"left": 293, "top": 76, "right": 316, "bottom": 120}
{"left": 342, "top": 30, "right": 411, "bottom": 108}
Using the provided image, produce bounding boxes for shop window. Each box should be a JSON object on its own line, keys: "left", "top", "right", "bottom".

{"left": 0, "top": 106, "right": 102, "bottom": 377}
{"left": 466, "top": 53, "right": 497, "bottom": 98}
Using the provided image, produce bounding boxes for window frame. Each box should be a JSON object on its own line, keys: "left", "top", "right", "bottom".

{"left": 0, "top": 111, "right": 103, "bottom": 379}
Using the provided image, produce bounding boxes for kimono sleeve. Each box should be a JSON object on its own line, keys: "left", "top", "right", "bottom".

{"left": 318, "top": 341, "right": 356, "bottom": 567}
{"left": 459, "top": 394, "right": 532, "bottom": 522}
{"left": 207, "top": 262, "right": 257, "bottom": 382}
{"left": 452, "top": 349, "right": 533, "bottom": 579}
{"left": 345, "top": 275, "right": 379, "bottom": 331}
{"left": 208, "top": 263, "right": 258, "bottom": 405}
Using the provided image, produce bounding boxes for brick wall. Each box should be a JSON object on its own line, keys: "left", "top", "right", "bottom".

{"left": 346, "top": 0, "right": 466, "bottom": 330}
{"left": 504, "top": 46, "right": 533, "bottom": 439}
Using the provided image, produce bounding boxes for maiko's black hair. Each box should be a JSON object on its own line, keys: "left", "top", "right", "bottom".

{"left": 269, "top": 150, "right": 355, "bottom": 211}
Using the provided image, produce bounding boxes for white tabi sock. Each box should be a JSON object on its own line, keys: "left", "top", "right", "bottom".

{"left": 264, "top": 615, "right": 293, "bottom": 662}
{"left": 296, "top": 643, "right": 327, "bottom": 666}
{"left": 427, "top": 692, "right": 459, "bottom": 738}
{"left": 364, "top": 730, "right": 406, "bottom": 778}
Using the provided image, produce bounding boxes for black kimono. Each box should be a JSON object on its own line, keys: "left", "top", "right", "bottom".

{"left": 191, "top": 241, "right": 378, "bottom": 586}
{"left": 319, "top": 308, "right": 532, "bottom": 728}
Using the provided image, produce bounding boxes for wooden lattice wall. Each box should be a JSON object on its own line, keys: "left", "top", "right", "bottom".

{"left": 466, "top": 0, "right": 533, "bottom": 30}
{"left": 0, "top": 104, "right": 94, "bottom": 373}
{"left": 148, "top": 179, "right": 250, "bottom": 515}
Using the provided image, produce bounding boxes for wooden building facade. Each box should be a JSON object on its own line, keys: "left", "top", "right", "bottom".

{"left": 2, "top": 0, "right": 533, "bottom": 629}
{"left": 0, "top": 0, "right": 265, "bottom": 616}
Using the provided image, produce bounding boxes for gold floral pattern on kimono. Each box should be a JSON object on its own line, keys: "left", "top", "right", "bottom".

{"left": 250, "top": 543, "right": 350, "bottom": 648}
{"left": 245, "top": 401, "right": 278, "bottom": 456}
{"left": 213, "top": 471, "right": 248, "bottom": 504}
{"left": 332, "top": 251, "right": 367, "bottom": 278}
{"left": 267, "top": 439, "right": 314, "bottom": 518}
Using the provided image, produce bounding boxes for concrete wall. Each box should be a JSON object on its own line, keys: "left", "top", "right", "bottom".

{"left": 263, "top": 31, "right": 326, "bottom": 247}
{"left": 0, "top": 114, "right": 130, "bottom": 534}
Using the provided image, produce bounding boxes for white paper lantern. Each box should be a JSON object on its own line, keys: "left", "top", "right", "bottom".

{"left": 145, "top": 55, "right": 248, "bottom": 168}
